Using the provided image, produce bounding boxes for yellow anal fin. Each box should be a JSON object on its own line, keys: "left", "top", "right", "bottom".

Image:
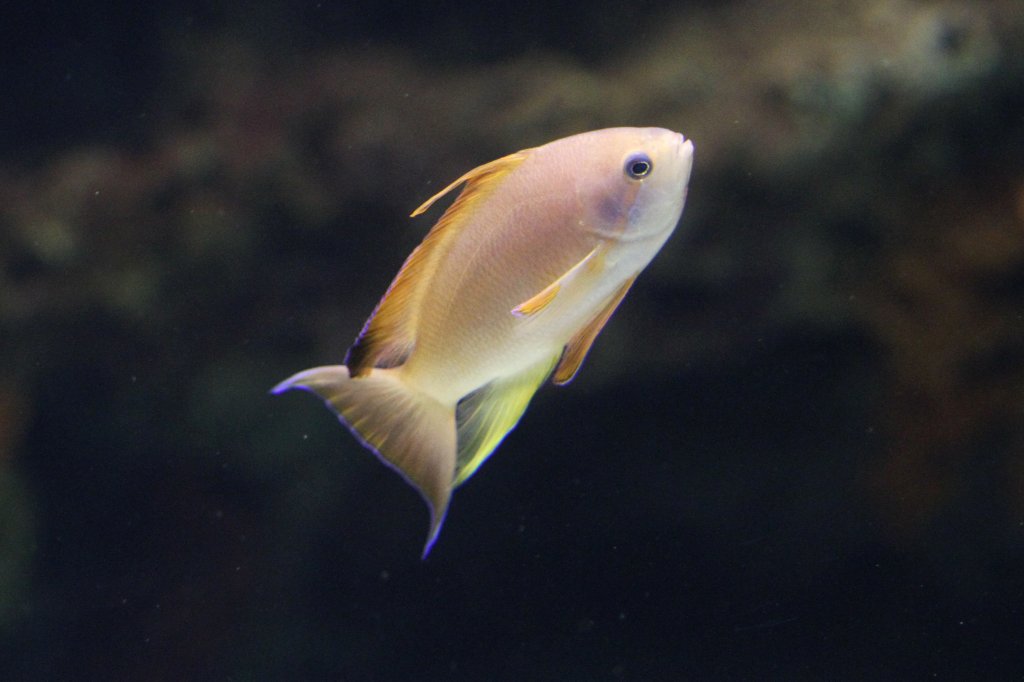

{"left": 454, "top": 354, "right": 560, "bottom": 486}
{"left": 348, "top": 150, "right": 530, "bottom": 377}
{"left": 272, "top": 365, "right": 456, "bottom": 557}
{"left": 511, "top": 243, "right": 607, "bottom": 318}
{"left": 552, "top": 275, "right": 637, "bottom": 385}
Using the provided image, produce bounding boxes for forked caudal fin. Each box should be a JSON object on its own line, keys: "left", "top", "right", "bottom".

{"left": 272, "top": 366, "right": 456, "bottom": 557}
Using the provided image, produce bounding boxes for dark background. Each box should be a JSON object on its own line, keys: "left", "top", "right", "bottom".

{"left": 1, "top": 0, "right": 1023, "bottom": 679}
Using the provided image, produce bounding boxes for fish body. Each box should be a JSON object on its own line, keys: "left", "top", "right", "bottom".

{"left": 274, "top": 127, "right": 694, "bottom": 554}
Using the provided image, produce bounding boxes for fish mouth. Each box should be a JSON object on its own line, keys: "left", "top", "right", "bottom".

{"left": 678, "top": 135, "right": 694, "bottom": 158}
{"left": 676, "top": 136, "right": 695, "bottom": 183}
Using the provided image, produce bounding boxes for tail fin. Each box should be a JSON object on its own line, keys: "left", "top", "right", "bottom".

{"left": 272, "top": 366, "right": 456, "bottom": 556}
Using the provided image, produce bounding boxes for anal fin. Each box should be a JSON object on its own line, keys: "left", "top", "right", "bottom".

{"left": 454, "top": 354, "right": 560, "bottom": 486}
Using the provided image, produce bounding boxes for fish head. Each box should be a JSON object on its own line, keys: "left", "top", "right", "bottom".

{"left": 572, "top": 127, "right": 694, "bottom": 243}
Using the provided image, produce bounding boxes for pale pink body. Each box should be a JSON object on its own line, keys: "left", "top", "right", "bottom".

{"left": 405, "top": 128, "right": 694, "bottom": 402}
{"left": 275, "top": 127, "right": 695, "bottom": 554}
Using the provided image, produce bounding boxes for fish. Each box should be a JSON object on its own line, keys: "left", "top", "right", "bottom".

{"left": 273, "top": 127, "right": 695, "bottom": 555}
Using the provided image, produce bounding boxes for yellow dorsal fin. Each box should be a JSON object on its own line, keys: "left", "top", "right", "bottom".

{"left": 552, "top": 274, "right": 637, "bottom": 385}
{"left": 410, "top": 150, "right": 531, "bottom": 218}
{"left": 346, "top": 149, "right": 530, "bottom": 376}
{"left": 454, "top": 353, "right": 560, "bottom": 486}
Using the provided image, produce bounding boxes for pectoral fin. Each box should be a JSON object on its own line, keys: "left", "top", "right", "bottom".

{"left": 511, "top": 281, "right": 561, "bottom": 317}
{"left": 552, "top": 275, "right": 637, "bottom": 385}
{"left": 511, "top": 243, "right": 607, "bottom": 318}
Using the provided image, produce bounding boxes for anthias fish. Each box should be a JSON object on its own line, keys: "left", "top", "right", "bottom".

{"left": 274, "top": 127, "right": 695, "bottom": 555}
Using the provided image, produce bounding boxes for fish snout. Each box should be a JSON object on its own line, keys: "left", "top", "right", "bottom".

{"left": 674, "top": 136, "right": 695, "bottom": 186}
{"left": 678, "top": 135, "right": 694, "bottom": 160}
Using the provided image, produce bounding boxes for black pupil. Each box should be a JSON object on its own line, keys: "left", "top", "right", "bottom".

{"left": 629, "top": 158, "right": 651, "bottom": 178}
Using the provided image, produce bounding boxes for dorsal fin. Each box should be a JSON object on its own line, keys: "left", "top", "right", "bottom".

{"left": 346, "top": 149, "right": 531, "bottom": 376}
{"left": 410, "top": 149, "right": 532, "bottom": 218}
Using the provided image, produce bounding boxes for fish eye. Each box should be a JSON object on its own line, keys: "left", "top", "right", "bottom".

{"left": 624, "top": 154, "right": 653, "bottom": 180}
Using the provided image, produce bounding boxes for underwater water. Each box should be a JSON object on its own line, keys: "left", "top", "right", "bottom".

{"left": 1, "top": 0, "right": 1023, "bottom": 679}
